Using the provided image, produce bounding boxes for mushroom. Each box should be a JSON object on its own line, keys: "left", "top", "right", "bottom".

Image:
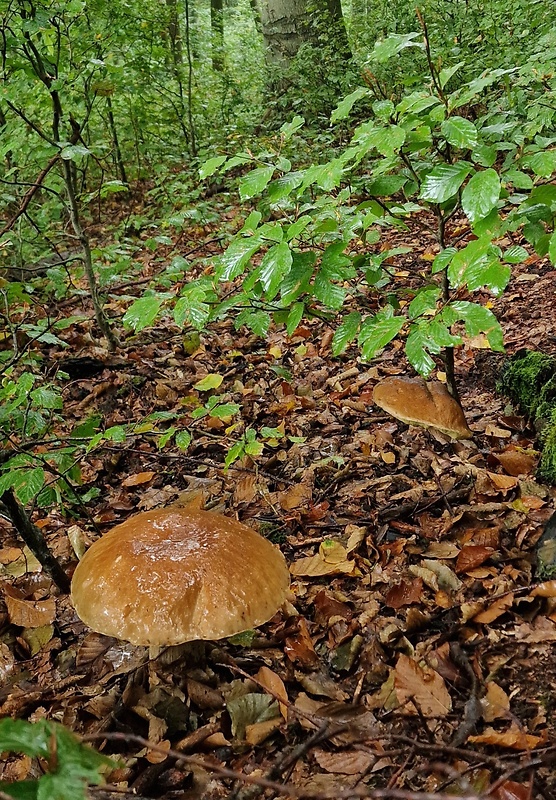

{"left": 71, "top": 508, "right": 290, "bottom": 646}
{"left": 373, "top": 376, "right": 473, "bottom": 440}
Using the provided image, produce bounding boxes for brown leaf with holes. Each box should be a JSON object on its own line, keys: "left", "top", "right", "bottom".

{"left": 394, "top": 654, "right": 452, "bottom": 717}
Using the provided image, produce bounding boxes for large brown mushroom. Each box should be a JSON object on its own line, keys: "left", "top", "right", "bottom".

{"left": 71, "top": 508, "right": 290, "bottom": 646}
{"left": 373, "top": 376, "right": 473, "bottom": 440}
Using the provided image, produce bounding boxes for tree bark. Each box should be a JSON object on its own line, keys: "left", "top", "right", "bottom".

{"left": 211, "top": 0, "right": 224, "bottom": 71}
{"left": 260, "top": 0, "right": 350, "bottom": 66}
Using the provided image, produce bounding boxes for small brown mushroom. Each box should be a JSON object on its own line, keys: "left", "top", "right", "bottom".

{"left": 71, "top": 508, "right": 290, "bottom": 646}
{"left": 373, "top": 376, "right": 473, "bottom": 440}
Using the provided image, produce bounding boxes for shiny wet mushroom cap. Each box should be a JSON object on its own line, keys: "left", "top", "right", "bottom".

{"left": 71, "top": 508, "right": 290, "bottom": 646}
{"left": 373, "top": 376, "right": 473, "bottom": 440}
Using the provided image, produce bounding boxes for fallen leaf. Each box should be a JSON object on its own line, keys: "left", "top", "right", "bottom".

{"left": 256, "top": 666, "right": 288, "bottom": 720}
{"left": 122, "top": 471, "right": 155, "bottom": 487}
{"left": 473, "top": 593, "right": 514, "bottom": 624}
{"left": 385, "top": 578, "right": 423, "bottom": 609}
{"left": 394, "top": 654, "right": 452, "bottom": 717}
{"left": 487, "top": 471, "right": 518, "bottom": 491}
{"left": 481, "top": 681, "right": 510, "bottom": 722}
{"left": 245, "top": 716, "right": 281, "bottom": 745}
{"left": 5, "top": 590, "right": 56, "bottom": 628}
{"left": 313, "top": 749, "right": 375, "bottom": 775}
{"left": 495, "top": 450, "right": 536, "bottom": 476}
{"left": 279, "top": 482, "right": 312, "bottom": 510}
{"left": 490, "top": 780, "right": 531, "bottom": 800}
{"left": 456, "top": 545, "right": 494, "bottom": 574}
{"left": 290, "top": 552, "right": 356, "bottom": 577}
{"left": 469, "top": 723, "right": 545, "bottom": 750}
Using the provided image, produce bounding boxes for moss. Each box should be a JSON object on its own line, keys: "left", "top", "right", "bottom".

{"left": 497, "top": 349, "right": 556, "bottom": 418}
{"left": 538, "top": 408, "right": 556, "bottom": 484}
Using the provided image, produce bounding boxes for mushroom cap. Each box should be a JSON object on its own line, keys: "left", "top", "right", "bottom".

{"left": 373, "top": 376, "right": 473, "bottom": 440}
{"left": 71, "top": 508, "right": 290, "bottom": 646}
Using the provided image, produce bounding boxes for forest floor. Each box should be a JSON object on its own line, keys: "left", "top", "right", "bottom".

{"left": 2, "top": 193, "right": 556, "bottom": 800}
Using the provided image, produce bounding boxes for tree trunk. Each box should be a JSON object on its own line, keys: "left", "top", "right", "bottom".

{"left": 210, "top": 0, "right": 224, "bottom": 71}
{"left": 260, "top": 0, "right": 350, "bottom": 66}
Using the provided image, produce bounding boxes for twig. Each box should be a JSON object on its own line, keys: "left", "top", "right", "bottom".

{"left": 0, "top": 489, "right": 70, "bottom": 592}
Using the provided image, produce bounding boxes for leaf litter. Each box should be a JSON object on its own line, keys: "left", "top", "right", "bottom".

{"left": 1, "top": 207, "right": 556, "bottom": 799}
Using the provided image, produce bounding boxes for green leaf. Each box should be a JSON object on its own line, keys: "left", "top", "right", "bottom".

{"left": 332, "top": 311, "right": 361, "bottom": 356}
{"left": 405, "top": 327, "right": 437, "bottom": 376}
{"left": 432, "top": 247, "right": 457, "bottom": 274}
{"left": 227, "top": 693, "right": 279, "bottom": 740}
{"left": 285, "top": 215, "right": 311, "bottom": 241}
{"left": 523, "top": 150, "right": 556, "bottom": 178}
{"left": 194, "top": 374, "right": 223, "bottom": 391}
{"left": 503, "top": 168, "right": 533, "bottom": 190}
{"left": 367, "top": 175, "right": 407, "bottom": 196}
{"left": 286, "top": 302, "right": 304, "bottom": 335}
{"left": 503, "top": 245, "right": 529, "bottom": 264}
{"left": 260, "top": 242, "right": 293, "bottom": 300}
{"left": 445, "top": 301, "right": 505, "bottom": 350}
{"left": 358, "top": 309, "right": 405, "bottom": 360}
{"left": 441, "top": 117, "right": 478, "bottom": 150}
{"left": 218, "top": 236, "right": 262, "bottom": 281}
{"left": 331, "top": 87, "right": 370, "bottom": 122}
{"left": 123, "top": 295, "right": 164, "bottom": 332}
{"left": 0, "top": 719, "right": 50, "bottom": 758}
{"left": 199, "top": 155, "right": 227, "bottom": 179}
{"left": 462, "top": 169, "right": 500, "bottom": 223}
{"left": 239, "top": 166, "right": 275, "bottom": 200}
{"left": 419, "top": 162, "right": 472, "bottom": 204}
{"left": 0, "top": 780, "right": 38, "bottom": 800}
{"left": 236, "top": 310, "right": 271, "bottom": 337}
{"left": 175, "top": 430, "right": 192, "bottom": 450}
{"left": 439, "top": 62, "right": 464, "bottom": 88}
{"left": 209, "top": 403, "right": 240, "bottom": 419}
{"left": 173, "top": 285, "right": 210, "bottom": 330}
{"left": 15, "top": 467, "right": 45, "bottom": 505}
{"left": 370, "top": 32, "right": 424, "bottom": 63}
{"left": 280, "top": 115, "right": 304, "bottom": 139}
{"left": 549, "top": 230, "right": 556, "bottom": 266}
{"left": 225, "top": 441, "right": 245, "bottom": 467}
{"left": 408, "top": 287, "right": 441, "bottom": 319}
{"left": 267, "top": 171, "right": 304, "bottom": 203}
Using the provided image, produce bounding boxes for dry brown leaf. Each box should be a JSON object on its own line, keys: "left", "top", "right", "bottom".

{"left": 514, "top": 616, "right": 556, "bottom": 642}
{"left": 122, "top": 471, "right": 155, "bottom": 487}
{"left": 490, "top": 780, "right": 531, "bottom": 800}
{"left": 530, "top": 581, "right": 556, "bottom": 598}
{"left": 456, "top": 545, "right": 494, "bottom": 574}
{"left": 384, "top": 578, "right": 423, "bottom": 609}
{"left": 468, "top": 723, "right": 545, "bottom": 750}
{"left": 495, "top": 450, "right": 536, "bottom": 477}
{"left": 473, "top": 593, "right": 514, "bottom": 624}
{"left": 256, "top": 665, "right": 288, "bottom": 720}
{"left": 5, "top": 591, "right": 56, "bottom": 628}
{"left": 245, "top": 716, "right": 281, "bottom": 745}
{"left": 145, "top": 739, "right": 170, "bottom": 764}
{"left": 486, "top": 471, "right": 518, "bottom": 492}
{"left": 394, "top": 654, "right": 452, "bottom": 717}
{"left": 279, "top": 482, "right": 312, "bottom": 510}
{"left": 481, "top": 681, "right": 510, "bottom": 722}
{"left": 313, "top": 748, "right": 375, "bottom": 775}
{"left": 290, "top": 553, "right": 356, "bottom": 577}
